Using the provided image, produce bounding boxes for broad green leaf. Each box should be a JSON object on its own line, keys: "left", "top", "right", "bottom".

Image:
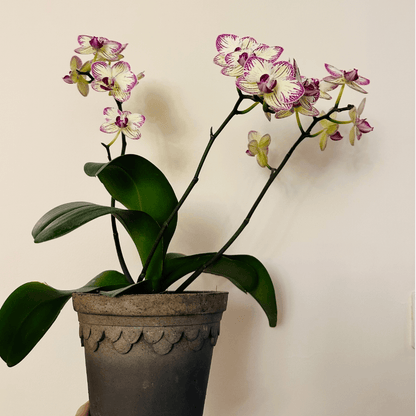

{"left": 0, "top": 270, "right": 132, "bottom": 366}
{"left": 163, "top": 252, "right": 277, "bottom": 327}
{"left": 32, "top": 202, "right": 113, "bottom": 242}
{"left": 101, "top": 280, "right": 155, "bottom": 297}
{"left": 0, "top": 282, "right": 72, "bottom": 367}
{"left": 32, "top": 202, "right": 164, "bottom": 284}
{"left": 222, "top": 255, "right": 277, "bottom": 327}
{"left": 84, "top": 154, "right": 178, "bottom": 254}
{"left": 162, "top": 252, "right": 257, "bottom": 292}
{"left": 77, "top": 270, "right": 132, "bottom": 293}
{"left": 113, "top": 210, "right": 164, "bottom": 285}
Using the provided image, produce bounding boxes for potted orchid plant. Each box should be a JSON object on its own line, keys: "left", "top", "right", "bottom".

{"left": 0, "top": 34, "right": 372, "bottom": 416}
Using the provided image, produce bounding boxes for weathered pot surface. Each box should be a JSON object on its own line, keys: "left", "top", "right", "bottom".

{"left": 73, "top": 291, "right": 228, "bottom": 416}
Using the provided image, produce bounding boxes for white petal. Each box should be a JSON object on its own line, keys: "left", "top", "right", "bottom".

{"left": 248, "top": 131, "right": 261, "bottom": 143}
{"left": 128, "top": 113, "right": 145, "bottom": 127}
{"left": 91, "top": 62, "right": 111, "bottom": 80}
{"left": 215, "top": 34, "right": 240, "bottom": 53}
{"left": 236, "top": 77, "right": 260, "bottom": 95}
{"left": 357, "top": 98, "right": 366, "bottom": 116}
{"left": 100, "top": 122, "right": 119, "bottom": 134}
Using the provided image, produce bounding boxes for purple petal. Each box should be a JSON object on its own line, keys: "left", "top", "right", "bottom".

{"left": 330, "top": 131, "right": 343, "bottom": 141}
{"left": 325, "top": 64, "right": 342, "bottom": 77}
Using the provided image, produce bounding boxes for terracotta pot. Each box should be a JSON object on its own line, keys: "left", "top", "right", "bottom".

{"left": 72, "top": 291, "right": 228, "bottom": 416}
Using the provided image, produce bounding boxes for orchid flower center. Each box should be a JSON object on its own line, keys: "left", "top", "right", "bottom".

{"left": 101, "top": 77, "right": 115, "bottom": 91}
{"left": 90, "top": 37, "right": 104, "bottom": 50}
{"left": 238, "top": 52, "right": 249, "bottom": 67}
{"left": 257, "top": 74, "right": 277, "bottom": 94}
{"left": 115, "top": 115, "right": 129, "bottom": 129}
{"left": 343, "top": 69, "right": 359, "bottom": 82}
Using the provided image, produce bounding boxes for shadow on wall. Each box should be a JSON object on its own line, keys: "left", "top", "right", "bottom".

{"left": 205, "top": 294, "right": 259, "bottom": 415}
{"left": 129, "top": 83, "right": 192, "bottom": 176}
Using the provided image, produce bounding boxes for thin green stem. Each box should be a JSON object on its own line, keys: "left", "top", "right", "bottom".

{"left": 327, "top": 118, "right": 352, "bottom": 125}
{"left": 107, "top": 99, "right": 134, "bottom": 284}
{"left": 237, "top": 102, "right": 259, "bottom": 114}
{"left": 295, "top": 108, "right": 305, "bottom": 134}
{"left": 334, "top": 84, "right": 345, "bottom": 108}
{"left": 308, "top": 130, "right": 324, "bottom": 138}
{"left": 137, "top": 92, "right": 257, "bottom": 283}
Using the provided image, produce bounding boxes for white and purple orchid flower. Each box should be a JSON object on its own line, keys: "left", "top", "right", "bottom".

{"left": 100, "top": 107, "right": 145, "bottom": 145}
{"left": 63, "top": 56, "right": 91, "bottom": 97}
{"left": 275, "top": 60, "right": 322, "bottom": 119}
{"left": 318, "top": 112, "right": 343, "bottom": 151}
{"left": 323, "top": 64, "right": 370, "bottom": 94}
{"left": 246, "top": 130, "right": 271, "bottom": 168}
{"left": 91, "top": 61, "right": 137, "bottom": 102}
{"left": 214, "top": 34, "right": 283, "bottom": 78}
{"left": 236, "top": 57, "right": 304, "bottom": 111}
{"left": 349, "top": 98, "right": 374, "bottom": 145}
{"left": 75, "top": 35, "right": 126, "bottom": 62}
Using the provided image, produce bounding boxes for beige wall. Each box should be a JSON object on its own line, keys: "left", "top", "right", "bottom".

{"left": 0, "top": 0, "right": 414, "bottom": 415}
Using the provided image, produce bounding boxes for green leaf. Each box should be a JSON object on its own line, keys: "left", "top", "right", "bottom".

{"left": 77, "top": 270, "right": 132, "bottom": 293}
{"left": 163, "top": 252, "right": 277, "bottom": 327}
{"left": 32, "top": 202, "right": 113, "bottom": 242}
{"left": 32, "top": 203, "right": 164, "bottom": 284}
{"left": 85, "top": 154, "right": 178, "bottom": 254}
{"left": 101, "top": 280, "right": 155, "bottom": 297}
{"left": 222, "top": 255, "right": 277, "bottom": 327}
{"left": 0, "top": 271, "right": 132, "bottom": 367}
{"left": 0, "top": 283, "right": 71, "bottom": 367}
{"left": 112, "top": 210, "right": 164, "bottom": 285}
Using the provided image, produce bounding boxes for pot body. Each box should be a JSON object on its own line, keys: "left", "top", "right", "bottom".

{"left": 72, "top": 291, "right": 228, "bottom": 416}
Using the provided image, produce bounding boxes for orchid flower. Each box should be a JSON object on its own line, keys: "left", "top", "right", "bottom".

{"left": 236, "top": 57, "right": 304, "bottom": 111}
{"left": 100, "top": 107, "right": 145, "bottom": 145}
{"left": 323, "top": 64, "right": 370, "bottom": 94}
{"left": 349, "top": 98, "right": 374, "bottom": 145}
{"left": 214, "top": 34, "right": 283, "bottom": 78}
{"left": 75, "top": 35, "right": 126, "bottom": 62}
{"left": 274, "top": 60, "right": 321, "bottom": 119}
{"left": 246, "top": 131, "right": 271, "bottom": 168}
{"left": 91, "top": 61, "right": 137, "bottom": 102}
{"left": 63, "top": 56, "right": 91, "bottom": 97}
{"left": 318, "top": 112, "right": 343, "bottom": 151}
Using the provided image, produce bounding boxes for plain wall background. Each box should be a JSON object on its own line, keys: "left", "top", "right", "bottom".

{"left": 0, "top": 0, "right": 414, "bottom": 415}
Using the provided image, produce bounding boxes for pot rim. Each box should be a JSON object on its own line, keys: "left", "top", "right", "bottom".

{"left": 72, "top": 291, "right": 228, "bottom": 317}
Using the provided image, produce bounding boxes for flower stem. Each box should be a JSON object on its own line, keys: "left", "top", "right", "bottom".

{"left": 334, "top": 84, "right": 345, "bottom": 108}
{"left": 175, "top": 104, "right": 354, "bottom": 292}
{"left": 137, "top": 92, "right": 257, "bottom": 283}
{"left": 327, "top": 118, "right": 352, "bottom": 125}
{"left": 295, "top": 108, "right": 305, "bottom": 134}
{"left": 108, "top": 99, "right": 134, "bottom": 284}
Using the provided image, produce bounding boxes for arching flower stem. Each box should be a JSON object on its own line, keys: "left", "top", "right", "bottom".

{"left": 175, "top": 104, "right": 354, "bottom": 292}
{"left": 106, "top": 98, "right": 134, "bottom": 283}
{"left": 137, "top": 91, "right": 258, "bottom": 282}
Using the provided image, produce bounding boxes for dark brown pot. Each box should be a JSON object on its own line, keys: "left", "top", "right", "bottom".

{"left": 72, "top": 291, "right": 228, "bottom": 416}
